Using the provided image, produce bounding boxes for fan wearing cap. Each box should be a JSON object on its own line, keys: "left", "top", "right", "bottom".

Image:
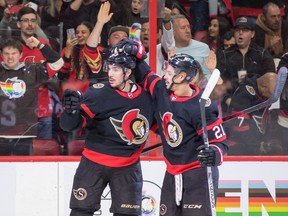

{"left": 216, "top": 16, "right": 275, "bottom": 115}
{"left": 129, "top": 46, "right": 228, "bottom": 215}
{"left": 60, "top": 34, "right": 154, "bottom": 216}
{"left": 81, "top": 1, "right": 130, "bottom": 81}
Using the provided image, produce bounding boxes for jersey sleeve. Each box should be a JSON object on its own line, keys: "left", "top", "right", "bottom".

{"left": 83, "top": 45, "right": 103, "bottom": 74}
{"left": 134, "top": 60, "right": 162, "bottom": 98}
{"left": 58, "top": 47, "right": 71, "bottom": 75}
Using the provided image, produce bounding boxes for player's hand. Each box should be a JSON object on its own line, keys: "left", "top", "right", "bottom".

{"left": 62, "top": 89, "right": 83, "bottom": 114}
{"left": 124, "top": 40, "right": 147, "bottom": 60}
{"left": 197, "top": 145, "right": 221, "bottom": 167}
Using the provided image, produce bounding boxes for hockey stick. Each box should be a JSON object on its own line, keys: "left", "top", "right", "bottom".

{"left": 222, "top": 67, "right": 288, "bottom": 123}
{"left": 142, "top": 142, "right": 162, "bottom": 153}
{"left": 200, "top": 69, "right": 220, "bottom": 216}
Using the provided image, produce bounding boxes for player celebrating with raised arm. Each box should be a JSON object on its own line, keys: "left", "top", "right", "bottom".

{"left": 60, "top": 44, "right": 153, "bottom": 216}
{"left": 121, "top": 39, "right": 228, "bottom": 215}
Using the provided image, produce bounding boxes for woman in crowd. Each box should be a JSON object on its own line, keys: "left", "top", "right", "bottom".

{"left": 58, "top": 21, "right": 95, "bottom": 96}
{"left": 207, "top": 16, "right": 231, "bottom": 50}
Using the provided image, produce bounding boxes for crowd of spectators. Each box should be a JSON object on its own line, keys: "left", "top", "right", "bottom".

{"left": 0, "top": 0, "right": 288, "bottom": 156}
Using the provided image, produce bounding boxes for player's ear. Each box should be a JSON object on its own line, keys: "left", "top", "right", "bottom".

{"left": 125, "top": 68, "right": 132, "bottom": 79}
{"left": 178, "top": 71, "right": 187, "bottom": 82}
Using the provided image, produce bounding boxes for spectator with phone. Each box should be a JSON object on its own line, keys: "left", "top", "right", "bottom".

{"left": 61, "top": 0, "right": 109, "bottom": 47}
{"left": 58, "top": 21, "right": 96, "bottom": 96}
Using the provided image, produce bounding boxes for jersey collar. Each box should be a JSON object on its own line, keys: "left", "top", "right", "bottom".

{"left": 169, "top": 84, "right": 200, "bottom": 102}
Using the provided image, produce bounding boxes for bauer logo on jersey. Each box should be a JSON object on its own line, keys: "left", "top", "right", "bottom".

{"left": 110, "top": 109, "right": 149, "bottom": 145}
{"left": 0, "top": 77, "right": 26, "bottom": 99}
{"left": 162, "top": 112, "right": 183, "bottom": 147}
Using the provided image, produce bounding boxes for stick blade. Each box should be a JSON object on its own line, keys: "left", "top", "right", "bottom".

{"left": 201, "top": 69, "right": 220, "bottom": 100}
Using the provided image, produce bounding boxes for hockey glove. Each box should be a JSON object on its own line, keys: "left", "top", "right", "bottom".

{"left": 62, "top": 89, "right": 83, "bottom": 114}
{"left": 197, "top": 145, "right": 222, "bottom": 167}
{"left": 125, "top": 40, "right": 147, "bottom": 60}
{"left": 111, "top": 39, "right": 147, "bottom": 60}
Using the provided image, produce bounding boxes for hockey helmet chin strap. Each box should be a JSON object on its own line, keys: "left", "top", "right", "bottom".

{"left": 119, "top": 67, "right": 130, "bottom": 91}
{"left": 169, "top": 73, "right": 189, "bottom": 90}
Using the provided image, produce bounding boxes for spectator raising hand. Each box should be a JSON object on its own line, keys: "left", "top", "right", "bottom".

{"left": 86, "top": 0, "right": 113, "bottom": 48}
{"left": 205, "top": 50, "right": 223, "bottom": 85}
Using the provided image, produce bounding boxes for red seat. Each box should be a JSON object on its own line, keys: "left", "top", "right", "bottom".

{"left": 68, "top": 140, "right": 85, "bottom": 155}
{"left": 33, "top": 139, "right": 61, "bottom": 155}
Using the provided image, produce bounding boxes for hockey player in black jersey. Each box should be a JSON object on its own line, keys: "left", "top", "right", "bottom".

{"left": 60, "top": 46, "right": 154, "bottom": 216}
{"left": 226, "top": 72, "right": 277, "bottom": 155}
{"left": 119, "top": 39, "right": 229, "bottom": 215}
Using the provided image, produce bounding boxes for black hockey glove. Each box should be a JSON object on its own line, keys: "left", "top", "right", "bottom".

{"left": 197, "top": 145, "right": 222, "bottom": 167}
{"left": 125, "top": 40, "right": 147, "bottom": 60}
{"left": 111, "top": 39, "right": 147, "bottom": 60}
{"left": 62, "top": 89, "right": 83, "bottom": 114}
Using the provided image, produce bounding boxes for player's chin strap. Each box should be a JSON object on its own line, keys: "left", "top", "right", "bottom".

{"left": 119, "top": 68, "right": 129, "bottom": 91}
{"left": 175, "top": 173, "right": 183, "bottom": 206}
{"left": 169, "top": 75, "right": 187, "bottom": 90}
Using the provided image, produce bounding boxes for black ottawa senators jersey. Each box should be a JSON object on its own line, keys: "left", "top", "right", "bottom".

{"left": 225, "top": 75, "right": 266, "bottom": 152}
{"left": 80, "top": 81, "right": 154, "bottom": 167}
{"left": 141, "top": 72, "right": 228, "bottom": 175}
{"left": 0, "top": 63, "right": 49, "bottom": 136}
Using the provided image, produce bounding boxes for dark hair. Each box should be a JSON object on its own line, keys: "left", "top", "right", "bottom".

{"left": 208, "top": 16, "right": 231, "bottom": 49}
{"left": 77, "top": 21, "right": 94, "bottom": 34}
{"left": 17, "top": 6, "right": 37, "bottom": 21}
{"left": 139, "top": 18, "right": 163, "bottom": 32}
{"left": 1, "top": 38, "right": 22, "bottom": 53}
{"left": 171, "top": 1, "right": 189, "bottom": 19}
{"left": 223, "top": 30, "right": 234, "bottom": 40}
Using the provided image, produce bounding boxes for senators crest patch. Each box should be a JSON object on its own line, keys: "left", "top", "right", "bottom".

{"left": 246, "top": 85, "right": 256, "bottom": 95}
{"left": 161, "top": 112, "right": 183, "bottom": 148}
{"left": 110, "top": 109, "right": 149, "bottom": 145}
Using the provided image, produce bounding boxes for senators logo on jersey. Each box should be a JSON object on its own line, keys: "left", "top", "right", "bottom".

{"left": 162, "top": 112, "right": 183, "bottom": 148}
{"left": 110, "top": 109, "right": 149, "bottom": 145}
